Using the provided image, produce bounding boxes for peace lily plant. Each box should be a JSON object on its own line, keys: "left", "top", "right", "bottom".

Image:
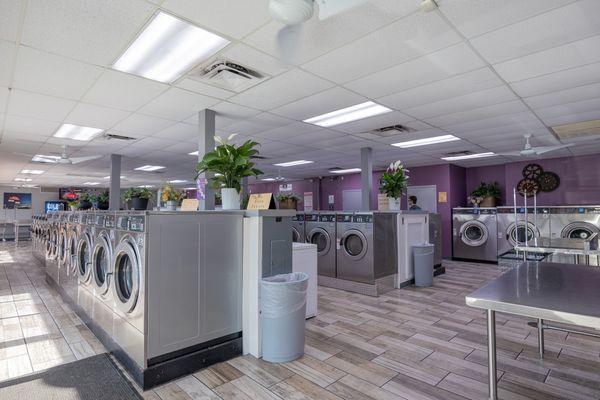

{"left": 195, "top": 134, "right": 263, "bottom": 210}
{"left": 379, "top": 160, "right": 410, "bottom": 211}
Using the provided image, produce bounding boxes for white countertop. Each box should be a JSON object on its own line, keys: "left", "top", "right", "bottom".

{"left": 293, "top": 242, "right": 317, "bottom": 251}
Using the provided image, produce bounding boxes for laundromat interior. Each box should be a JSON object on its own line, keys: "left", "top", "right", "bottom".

{"left": 1, "top": 1, "right": 600, "bottom": 399}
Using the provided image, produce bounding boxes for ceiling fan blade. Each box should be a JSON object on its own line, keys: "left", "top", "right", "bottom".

{"left": 315, "top": 0, "right": 368, "bottom": 20}
{"left": 533, "top": 144, "right": 575, "bottom": 155}
{"left": 69, "top": 155, "right": 103, "bottom": 164}
{"left": 497, "top": 151, "right": 525, "bottom": 157}
{"left": 276, "top": 24, "right": 303, "bottom": 64}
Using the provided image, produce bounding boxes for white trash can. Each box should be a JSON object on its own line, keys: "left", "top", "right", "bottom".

{"left": 261, "top": 272, "right": 308, "bottom": 363}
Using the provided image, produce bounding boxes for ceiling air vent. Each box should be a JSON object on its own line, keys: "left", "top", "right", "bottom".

{"left": 443, "top": 150, "right": 472, "bottom": 157}
{"left": 190, "top": 60, "right": 265, "bottom": 92}
{"left": 102, "top": 133, "right": 136, "bottom": 141}
{"left": 370, "top": 124, "right": 416, "bottom": 137}
{"left": 551, "top": 119, "right": 600, "bottom": 139}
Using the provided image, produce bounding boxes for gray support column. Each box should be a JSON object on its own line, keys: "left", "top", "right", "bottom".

{"left": 109, "top": 154, "right": 121, "bottom": 211}
{"left": 361, "top": 147, "right": 373, "bottom": 211}
{"left": 198, "top": 109, "right": 216, "bottom": 210}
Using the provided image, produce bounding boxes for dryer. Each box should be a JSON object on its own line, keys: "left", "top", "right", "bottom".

{"left": 306, "top": 212, "right": 336, "bottom": 277}
{"left": 291, "top": 212, "right": 305, "bottom": 243}
{"left": 452, "top": 208, "right": 498, "bottom": 263}
{"left": 497, "top": 206, "right": 550, "bottom": 257}
{"left": 550, "top": 206, "right": 600, "bottom": 265}
{"left": 91, "top": 212, "right": 115, "bottom": 337}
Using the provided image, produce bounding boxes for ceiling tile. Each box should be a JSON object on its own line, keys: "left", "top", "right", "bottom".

{"left": 0, "top": 86, "right": 8, "bottom": 111}
{"left": 254, "top": 121, "right": 320, "bottom": 140}
{"left": 524, "top": 82, "right": 600, "bottom": 110}
{"left": 7, "top": 89, "right": 76, "bottom": 122}
{"left": 541, "top": 110, "right": 600, "bottom": 127}
{"left": 161, "top": 0, "right": 271, "bottom": 39}
{"left": 345, "top": 43, "right": 486, "bottom": 99}
{"left": 21, "top": 0, "right": 156, "bottom": 65}
{"left": 152, "top": 122, "right": 198, "bottom": 141}
{"left": 220, "top": 43, "right": 289, "bottom": 76}
{"left": 439, "top": 0, "right": 575, "bottom": 38}
{"left": 4, "top": 115, "right": 60, "bottom": 136}
{"left": 112, "top": 113, "right": 176, "bottom": 136}
{"left": 535, "top": 97, "right": 600, "bottom": 119}
{"left": 302, "top": 12, "right": 462, "bottom": 83}
{"left": 271, "top": 87, "right": 366, "bottom": 120}
{"left": 403, "top": 86, "right": 518, "bottom": 119}
{"left": 282, "top": 129, "right": 347, "bottom": 146}
{"left": 82, "top": 70, "right": 169, "bottom": 111}
{"left": 12, "top": 46, "right": 104, "bottom": 100}
{"left": 493, "top": 34, "right": 600, "bottom": 82}
{"left": 426, "top": 100, "right": 529, "bottom": 127}
{"left": 443, "top": 111, "right": 545, "bottom": 134}
{"left": 228, "top": 69, "right": 334, "bottom": 110}
{"left": 471, "top": 0, "right": 600, "bottom": 64}
{"left": 138, "top": 87, "right": 220, "bottom": 120}
{"left": 378, "top": 68, "right": 503, "bottom": 110}
{"left": 0, "top": 0, "right": 23, "bottom": 42}
{"left": 65, "top": 102, "right": 130, "bottom": 129}
{"left": 0, "top": 39, "right": 15, "bottom": 86}
{"left": 332, "top": 111, "right": 413, "bottom": 134}
{"left": 510, "top": 62, "right": 600, "bottom": 98}
{"left": 175, "top": 78, "right": 235, "bottom": 100}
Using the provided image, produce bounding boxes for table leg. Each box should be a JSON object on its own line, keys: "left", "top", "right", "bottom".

{"left": 538, "top": 318, "right": 545, "bottom": 358}
{"left": 487, "top": 309, "right": 498, "bottom": 400}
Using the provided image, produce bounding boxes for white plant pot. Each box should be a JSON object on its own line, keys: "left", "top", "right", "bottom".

{"left": 388, "top": 197, "right": 401, "bottom": 211}
{"left": 221, "top": 188, "right": 241, "bottom": 210}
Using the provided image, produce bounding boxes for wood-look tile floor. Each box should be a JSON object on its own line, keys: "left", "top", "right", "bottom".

{"left": 2, "top": 242, "right": 600, "bottom": 399}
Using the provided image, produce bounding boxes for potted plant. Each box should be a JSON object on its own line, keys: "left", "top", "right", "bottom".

{"left": 78, "top": 192, "right": 93, "bottom": 210}
{"left": 470, "top": 182, "right": 501, "bottom": 207}
{"left": 67, "top": 200, "right": 79, "bottom": 211}
{"left": 123, "top": 188, "right": 153, "bottom": 210}
{"left": 96, "top": 191, "right": 109, "bottom": 210}
{"left": 196, "top": 134, "right": 263, "bottom": 210}
{"left": 379, "top": 160, "right": 409, "bottom": 211}
{"left": 161, "top": 184, "right": 182, "bottom": 211}
{"left": 275, "top": 193, "right": 301, "bottom": 210}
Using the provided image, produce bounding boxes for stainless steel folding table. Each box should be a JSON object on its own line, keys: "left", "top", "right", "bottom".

{"left": 466, "top": 262, "right": 600, "bottom": 400}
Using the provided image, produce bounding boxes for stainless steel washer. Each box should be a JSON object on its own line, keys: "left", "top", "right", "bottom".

{"left": 306, "top": 212, "right": 336, "bottom": 277}
{"left": 291, "top": 212, "right": 305, "bottom": 243}
{"left": 497, "top": 206, "right": 550, "bottom": 257}
{"left": 91, "top": 212, "right": 115, "bottom": 337}
{"left": 550, "top": 206, "right": 600, "bottom": 265}
{"left": 452, "top": 208, "right": 497, "bottom": 262}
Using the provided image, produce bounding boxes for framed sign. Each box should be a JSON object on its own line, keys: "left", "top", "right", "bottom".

{"left": 3, "top": 192, "right": 32, "bottom": 209}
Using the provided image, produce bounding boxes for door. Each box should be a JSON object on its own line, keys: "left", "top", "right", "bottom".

{"left": 308, "top": 228, "right": 331, "bottom": 255}
{"left": 92, "top": 232, "right": 112, "bottom": 295}
{"left": 507, "top": 222, "right": 539, "bottom": 246}
{"left": 562, "top": 222, "right": 599, "bottom": 240}
{"left": 340, "top": 229, "right": 368, "bottom": 260}
{"left": 459, "top": 221, "right": 489, "bottom": 247}
{"left": 407, "top": 185, "right": 437, "bottom": 212}
{"left": 113, "top": 237, "right": 140, "bottom": 314}
{"left": 77, "top": 232, "right": 92, "bottom": 283}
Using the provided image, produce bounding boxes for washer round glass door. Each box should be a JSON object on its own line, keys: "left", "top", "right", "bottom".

{"left": 459, "top": 221, "right": 488, "bottom": 247}
{"left": 68, "top": 231, "right": 78, "bottom": 274}
{"left": 508, "top": 222, "right": 538, "bottom": 246}
{"left": 309, "top": 228, "right": 331, "bottom": 255}
{"left": 292, "top": 227, "right": 302, "bottom": 243}
{"left": 77, "top": 233, "right": 92, "bottom": 283}
{"left": 92, "top": 233, "right": 112, "bottom": 295}
{"left": 59, "top": 230, "right": 68, "bottom": 264}
{"left": 48, "top": 228, "right": 58, "bottom": 259}
{"left": 113, "top": 238, "right": 140, "bottom": 313}
{"left": 341, "top": 229, "right": 368, "bottom": 259}
{"left": 562, "top": 222, "right": 599, "bottom": 240}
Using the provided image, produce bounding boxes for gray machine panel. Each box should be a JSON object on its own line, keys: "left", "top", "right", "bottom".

{"left": 428, "top": 213, "right": 442, "bottom": 267}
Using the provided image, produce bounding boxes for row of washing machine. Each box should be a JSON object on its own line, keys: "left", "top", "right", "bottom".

{"left": 452, "top": 206, "right": 600, "bottom": 263}
{"left": 291, "top": 211, "right": 398, "bottom": 284}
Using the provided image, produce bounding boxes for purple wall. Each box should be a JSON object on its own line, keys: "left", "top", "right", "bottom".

{"left": 465, "top": 154, "right": 600, "bottom": 206}
{"left": 248, "top": 179, "right": 318, "bottom": 211}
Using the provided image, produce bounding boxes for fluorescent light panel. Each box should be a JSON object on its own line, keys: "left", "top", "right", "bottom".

{"left": 134, "top": 165, "right": 165, "bottom": 171}
{"left": 261, "top": 178, "right": 276, "bottom": 181}
{"left": 441, "top": 152, "right": 496, "bottom": 161}
{"left": 138, "top": 185, "right": 155, "bottom": 188}
{"left": 274, "top": 160, "right": 314, "bottom": 167}
{"left": 183, "top": 187, "right": 197, "bottom": 190}
{"left": 83, "top": 182, "right": 99, "bottom": 186}
{"left": 14, "top": 178, "right": 32, "bottom": 182}
{"left": 188, "top": 150, "right": 199, "bottom": 156}
{"left": 331, "top": 168, "right": 361, "bottom": 174}
{"left": 103, "top": 176, "right": 125, "bottom": 179}
{"left": 303, "top": 101, "right": 392, "bottom": 127}
{"left": 391, "top": 134, "right": 460, "bottom": 148}
{"left": 20, "top": 169, "right": 45, "bottom": 175}
{"left": 113, "top": 11, "right": 230, "bottom": 83}
{"left": 53, "top": 124, "right": 103, "bottom": 141}
{"left": 168, "top": 179, "right": 187, "bottom": 183}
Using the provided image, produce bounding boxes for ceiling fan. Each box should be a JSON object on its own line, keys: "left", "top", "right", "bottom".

{"left": 268, "top": 0, "right": 438, "bottom": 63}
{"left": 498, "top": 134, "right": 574, "bottom": 157}
{"left": 16, "top": 145, "right": 103, "bottom": 165}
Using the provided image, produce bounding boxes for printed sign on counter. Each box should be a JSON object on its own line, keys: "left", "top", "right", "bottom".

{"left": 181, "top": 199, "right": 199, "bottom": 211}
{"left": 377, "top": 193, "right": 389, "bottom": 211}
{"left": 304, "top": 192, "right": 313, "bottom": 211}
{"left": 438, "top": 191, "right": 447, "bottom": 203}
{"left": 279, "top": 183, "right": 292, "bottom": 192}
{"left": 247, "top": 193, "right": 276, "bottom": 210}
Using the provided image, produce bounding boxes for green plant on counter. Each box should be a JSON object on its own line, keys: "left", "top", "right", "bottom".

{"left": 161, "top": 184, "right": 183, "bottom": 203}
{"left": 67, "top": 200, "right": 78, "bottom": 207}
{"left": 123, "top": 187, "right": 154, "bottom": 201}
{"left": 274, "top": 193, "right": 301, "bottom": 202}
{"left": 78, "top": 192, "right": 93, "bottom": 203}
{"left": 471, "top": 182, "right": 501, "bottom": 199}
{"left": 195, "top": 134, "right": 263, "bottom": 193}
{"left": 379, "top": 160, "right": 409, "bottom": 199}
{"left": 97, "top": 191, "right": 109, "bottom": 204}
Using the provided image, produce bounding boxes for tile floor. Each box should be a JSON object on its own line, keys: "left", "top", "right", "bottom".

{"left": 2, "top": 242, "right": 600, "bottom": 399}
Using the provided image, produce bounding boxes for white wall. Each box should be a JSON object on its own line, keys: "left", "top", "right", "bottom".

{"left": 0, "top": 186, "right": 60, "bottom": 218}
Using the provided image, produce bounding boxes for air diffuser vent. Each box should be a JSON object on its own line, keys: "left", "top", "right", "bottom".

{"left": 443, "top": 150, "right": 472, "bottom": 157}
{"left": 370, "top": 124, "right": 416, "bottom": 137}
{"left": 551, "top": 119, "right": 600, "bottom": 139}
{"left": 190, "top": 60, "right": 265, "bottom": 92}
{"left": 103, "top": 133, "right": 136, "bottom": 141}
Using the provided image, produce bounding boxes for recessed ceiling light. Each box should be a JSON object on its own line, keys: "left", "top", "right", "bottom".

{"left": 20, "top": 169, "right": 45, "bottom": 175}
{"left": 32, "top": 155, "right": 61, "bottom": 163}
{"left": 20, "top": 184, "right": 37, "bottom": 188}
{"left": 53, "top": 123, "right": 103, "bottom": 141}
{"left": 168, "top": 179, "right": 187, "bottom": 184}
{"left": 274, "top": 160, "right": 314, "bottom": 167}
{"left": 134, "top": 165, "right": 165, "bottom": 171}
{"left": 261, "top": 178, "right": 276, "bottom": 181}
{"left": 83, "top": 182, "right": 100, "bottom": 186}
{"left": 183, "top": 187, "right": 197, "bottom": 190}
{"left": 102, "top": 176, "right": 125, "bottom": 179}
{"left": 113, "top": 11, "right": 230, "bottom": 83}
{"left": 441, "top": 152, "right": 496, "bottom": 161}
{"left": 138, "top": 185, "right": 155, "bottom": 188}
{"left": 391, "top": 134, "right": 460, "bottom": 148}
{"left": 188, "top": 150, "right": 199, "bottom": 156}
{"left": 303, "top": 101, "right": 392, "bottom": 127}
{"left": 14, "top": 178, "right": 32, "bottom": 182}
{"left": 331, "top": 168, "right": 361, "bottom": 174}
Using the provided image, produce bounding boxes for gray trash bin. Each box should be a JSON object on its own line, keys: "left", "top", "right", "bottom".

{"left": 261, "top": 272, "right": 308, "bottom": 363}
{"left": 413, "top": 243, "right": 434, "bottom": 287}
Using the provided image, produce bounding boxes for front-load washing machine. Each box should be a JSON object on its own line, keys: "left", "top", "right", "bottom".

{"left": 550, "top": 206, "right": 600, "bottom": 265}
{"left": 497, "top": 206, "right": 550, "bottom": 256}
{"left": 91, "top": 212, "right": 115, "bottom": 337}
{"left": 291, "top": 212, "right": 305, "bottom": 243}
{"left": 306, "top": 212, "right": 336, "bottom": 277}
{"left": 76, "top": 213, "right": 96, "bottom": 321}
{"left": 452, "top": 208, "right": 498, "bottom": 262}
{"left": 45, "top": 212, "right": 61, "bottom": 284}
